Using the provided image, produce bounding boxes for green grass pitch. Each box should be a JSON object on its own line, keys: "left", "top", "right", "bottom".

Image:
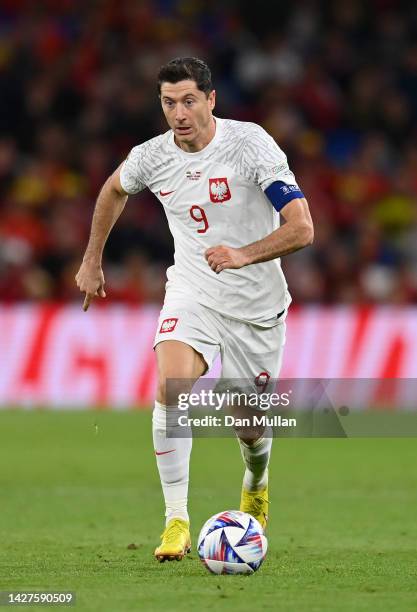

{"left": 0, "top": 410, "right": 416, "bottom": 612}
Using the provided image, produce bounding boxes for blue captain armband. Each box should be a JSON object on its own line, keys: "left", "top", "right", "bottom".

{"left": 265, "top": 181, "right": 305, "bottom": 212}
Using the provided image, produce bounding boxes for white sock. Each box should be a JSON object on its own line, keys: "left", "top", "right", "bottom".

{"left": 152, "top": 401, "right": 192, "bottom": 525}
{"left": 238, "top": 435, "right": 272, "bottom": 491}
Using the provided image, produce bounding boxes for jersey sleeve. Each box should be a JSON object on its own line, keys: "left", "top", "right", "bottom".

{"left": 119, "top": 145, "right": 148, "bottom": 195}
{"left": 244, "top": 124, "right": 300, "bottom": 192}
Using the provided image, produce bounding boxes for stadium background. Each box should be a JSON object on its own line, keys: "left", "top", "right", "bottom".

{"left": 1, "top": 0, "right": 417, "bottom": 406}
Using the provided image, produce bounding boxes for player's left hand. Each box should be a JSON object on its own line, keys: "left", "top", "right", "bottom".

{"left": 204, "top": 245, "right": 249, "bottom": 274}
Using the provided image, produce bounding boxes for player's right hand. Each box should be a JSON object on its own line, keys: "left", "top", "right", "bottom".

{"left": 75, "top": 262, "right": 106, "bottom": 311}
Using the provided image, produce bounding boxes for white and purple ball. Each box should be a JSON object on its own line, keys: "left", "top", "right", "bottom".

{"left": 197, "top": 510, "right": 267, "bottom": 575}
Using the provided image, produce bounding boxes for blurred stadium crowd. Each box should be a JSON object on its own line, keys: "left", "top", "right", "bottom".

{"left": 0, "top": 0, "right": 416, "bottom": 304}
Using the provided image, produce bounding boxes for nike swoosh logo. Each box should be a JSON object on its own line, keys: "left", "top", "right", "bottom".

{"left": 155, "top": 449, "right": 176, "bottom": 456}
{"left": 159, "top": 190, "right": 175, "bottom": 197}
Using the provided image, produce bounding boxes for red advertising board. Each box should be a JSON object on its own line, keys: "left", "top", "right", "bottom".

{"left": 0, "top": 304, "right": 416, "bottom": 408}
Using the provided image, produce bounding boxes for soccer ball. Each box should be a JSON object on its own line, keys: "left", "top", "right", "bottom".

{"left": 197, "top": 510, "right": 267, "bottom": 575}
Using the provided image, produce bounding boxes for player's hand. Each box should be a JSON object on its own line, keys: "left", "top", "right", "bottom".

{"left": 75, "top": 261, "right": 106, "bottom": 311}
{"left": 204, "top": 245, "right": 249, "bottom": 274}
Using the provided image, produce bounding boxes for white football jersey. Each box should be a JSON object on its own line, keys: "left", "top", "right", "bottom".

{"left": 120, "top": 117, "right": 301, "bottom": 326}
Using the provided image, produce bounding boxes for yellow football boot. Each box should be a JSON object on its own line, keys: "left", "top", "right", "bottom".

{"left": 154, "top": 518, "right": 191, "bottom": 562}
{"left": 240, "top": 484, "right": 269, "bottom": 531}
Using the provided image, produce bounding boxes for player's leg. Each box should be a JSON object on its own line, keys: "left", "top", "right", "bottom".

{"left": 152, "top": 303, "right": 220, "bottom": 561}
{"left": 153, "top": 340, "right": 206, "bottom": 561}
{"left": 154, "top": 339, "right": 206, "bottom": 520}
{"left": 220, "top": 315, "right": 287, "bottom": 530}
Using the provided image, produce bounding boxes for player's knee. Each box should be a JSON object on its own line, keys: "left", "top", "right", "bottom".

{"left": 230, "top": 400, "right": 266, "bottom": 444}
{"left": 156, "top": 377, "right": 167, "bottom": 405}
{"left": 155, "top": 341, "right": 206, "bottom": 405}
{"left": 236, "top": 429, "right": 264, "bottom": 446}
{"left": 156, "top": 374, "right": 194, "bottom": 407}
{"left": 156, "top": 376, "right": 176, "bottom": 405}
{"left": 234, "top": 414, "right": 266, "bottom": 444}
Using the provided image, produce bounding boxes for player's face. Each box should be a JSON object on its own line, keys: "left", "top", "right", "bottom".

{"left": 160, "top": 80, "right": 216, "bottom": 152}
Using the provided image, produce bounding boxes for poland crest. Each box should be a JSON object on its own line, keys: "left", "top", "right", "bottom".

{"left": 209, "top": 177, "right": 231, "bottom": 203}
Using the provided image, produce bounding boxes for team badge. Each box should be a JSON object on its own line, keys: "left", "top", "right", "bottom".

{"left": 159, "top": 318, "right": 178, "bottom": 333}
{"left": 209, "top": 177, "right": 231, "bottom": 203}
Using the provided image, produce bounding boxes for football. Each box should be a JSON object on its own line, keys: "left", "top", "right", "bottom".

{"left": 197, "top": 510, "right": 268, "bottom": 575}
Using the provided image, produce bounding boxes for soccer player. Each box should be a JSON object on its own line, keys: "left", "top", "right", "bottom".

{"left": 75, "top": 57, "right": 313, "bottom": 562}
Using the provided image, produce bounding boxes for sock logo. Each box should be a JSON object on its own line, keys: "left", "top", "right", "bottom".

{"left": 159, "top": 317, "right": 178, "bottom": 333}
{"left": 155, "top": 449, "right": 176, "bottom": 456}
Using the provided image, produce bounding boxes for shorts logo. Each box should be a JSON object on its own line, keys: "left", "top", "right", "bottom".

{"left": 255, "top": 371, "right": 270, "bottom": 393}
{"left": 159, "top": 317, "right": 178, "bottom": 333}
{"left": 209, "top": 177, "right": 231, "bottom": 203}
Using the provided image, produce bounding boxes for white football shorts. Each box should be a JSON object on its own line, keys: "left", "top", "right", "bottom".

{"left": 153, "top": 298, "right": 286, "bottom": 381}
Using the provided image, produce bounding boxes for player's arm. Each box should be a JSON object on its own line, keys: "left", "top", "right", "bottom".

{"left": 240, "top": 197, "right": 313, "bottom": 264}
{"left": 205, "top": 197, "right": 313, "bottom": 273}
{"left": 75, "top": 164, "right": 128, "bottom": 311}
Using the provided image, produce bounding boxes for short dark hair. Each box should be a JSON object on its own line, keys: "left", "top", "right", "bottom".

{"left": 157, "top": 57, "right": 213, "bottom": 97}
